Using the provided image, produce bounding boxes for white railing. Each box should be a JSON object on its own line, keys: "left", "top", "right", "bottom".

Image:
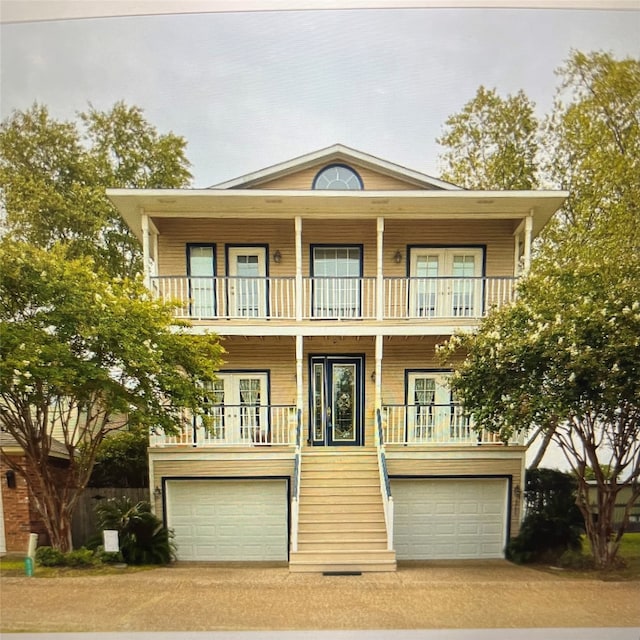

{"left": 151, "top": 276, "right": 296, "bottom": 319}
{"left": 291, "top": 409, "right": 302, "bottom": 553}
{"left": 150, "top": 275, "right": 516, "bottom": 321}
{"left": 302, "top": 276, "right": 377, "bottom": 319}
{"left": 382, "top": 404, "right": 524, "bottom": 446}
{"left": 384, "top": 276, "right": 516, "bottom": 320}
{"left": 375, "top": 409, "right": 394, "bottom": 551}
{"left": 150, "top": 405, "right": 297, "bottom": 447}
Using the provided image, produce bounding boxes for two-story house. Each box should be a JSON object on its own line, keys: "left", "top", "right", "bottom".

{"left": 107, "top": 144, "right": 567, "bottom": 572}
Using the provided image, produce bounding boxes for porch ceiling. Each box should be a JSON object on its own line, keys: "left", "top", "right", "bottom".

{"left": 107, "top": 188, "right": 568, "bottom": 244}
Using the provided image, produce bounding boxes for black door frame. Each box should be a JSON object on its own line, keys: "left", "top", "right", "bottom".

{"left": 308, "top": 354, "right": 365, "bottom": 446}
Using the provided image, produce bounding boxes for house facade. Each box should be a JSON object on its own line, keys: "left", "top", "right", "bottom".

{"left": 107, "top": 145, "right": 567, "bottom": 572}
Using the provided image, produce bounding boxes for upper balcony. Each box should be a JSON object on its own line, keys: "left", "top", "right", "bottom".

{"left": 151, "top": 274, "right": 517, "bottom": 323}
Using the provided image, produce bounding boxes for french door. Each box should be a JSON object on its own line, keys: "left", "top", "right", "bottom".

{"left": 310, "top": 355, "right": 364, "bottom": 446}
{"left": 409, "top": 248, "right": 483, "bottom": 318}
{"left": 202, "top": 373, "right": 268, "bottom": 444}
{"left": 406, "top": 372, "right": 470, "bottom": 442}
{"left": 227, "top": 246, "right": 267, "bottom": 318}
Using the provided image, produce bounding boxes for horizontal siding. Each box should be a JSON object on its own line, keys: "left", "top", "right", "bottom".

{"left": 156, "top": 218, "right": 294, "bottom": 277}
{"left": 383, "top": 219, "right": 517, "bottom": 278}
{"left": 256, "top": 162, "right": 434, "bottom": 191}
{"left": 221, "top": 336, "right": 297, "bottom": 406}
{"left": 379, "top": 337, "right": 464, "bottom": 406}
{"left": 155, "top": 218, "right": 515, "bottom": 278}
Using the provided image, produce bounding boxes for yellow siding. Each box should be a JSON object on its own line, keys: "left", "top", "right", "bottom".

{"left": 154, "top": 218, "right": 515, "bottom": 278}
{"left": 255, "top": 163, "right": 435, "bottom": 191}
{"left": 383, "top": 219, "right": 516, "bottom": 278}
{"left": 221, "top": 336, "right": 297, "bottom": 406}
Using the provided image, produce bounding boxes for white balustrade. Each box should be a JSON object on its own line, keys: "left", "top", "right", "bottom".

{"left": 150, "top": 275, "right": 516, "bottom": 321}
{"left": 150, "top": 405, "right": 296, "bottom": 447}
{"left": 381, "top": 404, "right": 523, "bottom": 446}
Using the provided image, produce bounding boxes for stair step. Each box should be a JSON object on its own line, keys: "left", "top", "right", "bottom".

{"left": 298, "top": 528, "right": 387, "bottom": 539}
{"left": 297, "top": 540, "right": 388, "bottom": 551}
{"left": 289, "top": 549, "right": 397, "bottom": 573}
{"left": 300, "top": 485, "right": 380, "bottom": 495}
{"left": 299, "top": 519, "right": 385, "bottom": 531}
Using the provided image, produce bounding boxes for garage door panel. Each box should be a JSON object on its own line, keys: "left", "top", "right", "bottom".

{"left": 392, "top": 478, "right": 508, "bottom": 560}
{"left": 166, "top": 479, "right": 288, "bottom": 561}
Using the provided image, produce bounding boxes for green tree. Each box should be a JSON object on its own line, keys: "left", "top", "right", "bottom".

{"left": 0, "top": 102, "right": 191, "bottom": 277}
{"left": 88, "top": 426, "right": 149, "bottom": 488}
{"left": 437, "top": 85, "right": 539, "bottom": 189}
{"left": 0, "top": 240, "right": 223, "bottom": 552}
{"left": 541, "top": 50, "right": 640, "bottom": 260}
{"left": 440, "top": 252, "right": 640, "bottom": 570}
{"left": 437, "top": 51, "right": 640, "bottom": 569}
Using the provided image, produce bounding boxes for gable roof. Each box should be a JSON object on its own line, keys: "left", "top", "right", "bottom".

{"left": 209, "top": 143, "right": 462, "bottom": 191}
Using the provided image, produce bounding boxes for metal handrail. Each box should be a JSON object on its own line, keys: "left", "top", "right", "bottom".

{"left": 376, "top": 408, "right": 394, "bottom": 551}
{"left": 291, "top": 408, "right": 303, "bottom": 553}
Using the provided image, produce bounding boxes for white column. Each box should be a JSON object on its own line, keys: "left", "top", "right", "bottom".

{"left": 295, "top": 216, "right": 303, "bottom": 321}
{"left": 514, "top": 233, "right": 521, "bottom": 277}
{"left": 375, "top": 334, "right": 383, "bottom": 411}
{"left": 376, "top": 217, "right": 384, "bottom": 321}
{"left": 523, "top": 213, "right": 533, "bottom": 274}
{"left": 296, "top": 334, "right": 304, "bottom": 439}
{"left": 141, "top": 211, "right": 150, "bottom": 287}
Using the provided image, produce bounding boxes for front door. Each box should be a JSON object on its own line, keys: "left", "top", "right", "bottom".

{"left": 310, "top": 355, "right": 364, "bottom": 446}
{"left": 227, "top": 246, "right": 267, "bottom": 318}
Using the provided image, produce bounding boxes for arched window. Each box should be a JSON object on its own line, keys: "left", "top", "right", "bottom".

{"left": 313, "top": 164, "right": 363, "bottom": 190}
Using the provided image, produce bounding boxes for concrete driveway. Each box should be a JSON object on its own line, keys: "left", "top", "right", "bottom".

{"left": 1, "top": 560, "right": 639, "bottom": 633}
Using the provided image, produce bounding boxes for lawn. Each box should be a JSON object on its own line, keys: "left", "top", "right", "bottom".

{"left": 533, "top": 532, "right": 640, "bottom": 581}
{"left": 0, "top": 554, "right": 154, "bottom": 578}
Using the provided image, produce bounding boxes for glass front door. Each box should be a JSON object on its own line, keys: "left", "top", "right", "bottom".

{"left": 310, "top": 355, "right": 364, "bottom": 446}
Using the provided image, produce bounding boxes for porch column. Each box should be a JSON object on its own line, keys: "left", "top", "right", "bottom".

{"left": 523, "top": 212, "right": 534, "bottom": 274}
{"left": 513, "top": 233, "right": 521, "bottom": 277}
{"left": 296, "top": 335, "right": 304, "bottom": 419}
{"left": 375, "top": 334, "right": 383, "bottom": 411}
{"left": 141, "top": 211, "right": 150, "bottom": 288}
{"left": 376, "top": 217, "right": 384, "bottom": 321}
{"left": 295, "top": 216, "right": 302, "bottom": 321}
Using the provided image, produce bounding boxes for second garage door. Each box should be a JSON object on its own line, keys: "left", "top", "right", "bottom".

{"left": 392, "top": 478, "right": 508, "bottom": 560}
{"left": 165, "top": 479, "right": 288, "bottom": 561}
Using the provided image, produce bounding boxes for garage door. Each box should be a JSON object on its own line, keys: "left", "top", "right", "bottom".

{"left": 165, "top": 479, "right": 288, "bottom": 561}
{"left": 392, "top": 478, "right": 508, "bottom": 560}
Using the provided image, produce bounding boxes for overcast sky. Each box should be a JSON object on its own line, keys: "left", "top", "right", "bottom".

{"left": 2, "top": 6, "right": 639, "bottom": 187}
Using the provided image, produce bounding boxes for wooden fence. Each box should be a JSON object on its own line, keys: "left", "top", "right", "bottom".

{"left": 72, "top": 487, "right": 149, "bottom": 548}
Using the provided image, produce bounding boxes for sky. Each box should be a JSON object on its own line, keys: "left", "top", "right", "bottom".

{"left": 1, "top": 4, "right": 639, "bottom": 188}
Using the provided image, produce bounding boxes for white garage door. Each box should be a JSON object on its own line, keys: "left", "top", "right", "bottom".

{"left": 165, "top": 479, "right": 288, "bottom": 561}
{"left": 392, "top": 478, "right": 508, "bottom": 560}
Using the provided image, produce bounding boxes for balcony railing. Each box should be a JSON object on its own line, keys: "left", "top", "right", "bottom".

{"left": 150, "top": 404, "right": 296, "bottom": 447}
{"left": 381, "top": 404, "right": 524, "bottom": 446}
{"left": 150, "top": 275, "right": 516, "bottom": 321}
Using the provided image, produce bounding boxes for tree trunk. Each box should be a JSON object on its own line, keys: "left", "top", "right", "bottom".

{"left": 528, "top": 426, "right": 556, "bottom": 470}
{"left": 576, "top": 480, "right": 623, "bottom": 570}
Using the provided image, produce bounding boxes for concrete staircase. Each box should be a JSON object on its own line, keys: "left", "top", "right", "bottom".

{"left": 289, "top": 447, "right": 396, "bottom": 573}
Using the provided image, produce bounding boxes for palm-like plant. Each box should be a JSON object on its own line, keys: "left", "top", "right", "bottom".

{"left": 95, "top": 497, "right": 175, "bottom": 565}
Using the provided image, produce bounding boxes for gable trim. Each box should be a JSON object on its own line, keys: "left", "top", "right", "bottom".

{"left": 209, "top": 144, "right": 462, "bottom": 191}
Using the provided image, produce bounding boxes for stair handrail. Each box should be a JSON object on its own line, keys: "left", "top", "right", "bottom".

{"left": 376, "top": 408, "right": 394, "bottom": 551}
{"left": 291, "top": 408, "right": 302, "bottom": 553}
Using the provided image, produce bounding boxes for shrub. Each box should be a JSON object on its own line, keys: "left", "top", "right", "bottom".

{"left": 94, "top": 496, "right": 175, "bottom": 565}
{"left": 35, "top": 546, "right": 66, "bottom": 567}
{"left": 507, "top": 468, "right": 584, "bottom": 564}
{"left": 98, "top": 549, "right": 124, "bottom": 564}
{"left": 64, "top": 547, "right": 96, "bottom": 567}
